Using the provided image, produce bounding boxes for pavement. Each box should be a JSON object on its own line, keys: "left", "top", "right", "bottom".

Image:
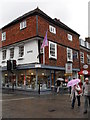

{"left": 1, "top": 91, "right": 90, "bottom": 119}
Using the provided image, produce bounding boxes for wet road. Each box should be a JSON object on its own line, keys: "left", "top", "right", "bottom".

{"left": 1, "top": 93, "right": 89, "bottom": 119}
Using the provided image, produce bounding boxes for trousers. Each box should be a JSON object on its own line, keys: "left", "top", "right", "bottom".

{"left": 84, "top": 95, "right": 90, "bottom": 112}
{"left": 72, "top": 92, "right": 80, "bottom": 108}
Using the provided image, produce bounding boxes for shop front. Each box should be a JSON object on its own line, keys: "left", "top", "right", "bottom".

{"left": 2, "top": 64, "right": 80, "bottom": 91}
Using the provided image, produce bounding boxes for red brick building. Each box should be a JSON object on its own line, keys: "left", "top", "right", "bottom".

{"left": 0, "top": 8, "right": 81, "bottom": 90}
{"left": 79, "top": 38, "right": 90, "bottom": 80}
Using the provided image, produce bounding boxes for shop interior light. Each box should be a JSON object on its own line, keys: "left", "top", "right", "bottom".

{"left": 21, "top": 74, "right": 24, "bottom": 76}
{"left": 42, "top": 73, "right": 45, "bottom": 75}
{"left": 31, "top": 73, "right": 33, "bottom": 75}
{"left": 5, "top": 74, "right": 8, "bottom": 76}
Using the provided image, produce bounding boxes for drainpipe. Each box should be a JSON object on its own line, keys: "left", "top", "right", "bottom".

{"left": 36, "top": 15, "right": 41, "bottom": 63}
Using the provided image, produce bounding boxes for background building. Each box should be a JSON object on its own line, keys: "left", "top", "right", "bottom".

{"left": 79, "top": 37, "right": 90, "bottom": 80}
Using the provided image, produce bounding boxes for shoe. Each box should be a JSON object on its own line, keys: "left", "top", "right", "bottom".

{"left": 83, "top": 110, "right": 87, "bottom": 114}
{"left": 71, "top": 107, "right": 74, "bottom": 109}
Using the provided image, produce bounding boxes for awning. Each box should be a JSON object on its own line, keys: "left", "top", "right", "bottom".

{"left": 78, "top": 70, "right": 90, "bottom": 75}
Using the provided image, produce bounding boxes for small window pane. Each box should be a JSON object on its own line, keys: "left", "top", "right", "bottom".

{"left": 19, "top": 46, "right": 24, "bottom": 57}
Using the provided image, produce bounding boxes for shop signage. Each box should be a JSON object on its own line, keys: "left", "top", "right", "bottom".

{"left": 35, "top": 64, "right": 41, "bottom": 68}
{"left": 83, "top": 64, "right": 88, "bottom": 69}
{"left": 27, "top": 50, "right": 33, "bottom": 53}
{"left": 82, "top": 70, "right": 88, "bottom": 75}
{"left": 65, "top": 63, "right": 72, "bottom": 74}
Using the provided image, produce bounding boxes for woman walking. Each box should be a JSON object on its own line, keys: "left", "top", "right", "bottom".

{"left": 71, "top": 84, "right": 82, "bottom": 109}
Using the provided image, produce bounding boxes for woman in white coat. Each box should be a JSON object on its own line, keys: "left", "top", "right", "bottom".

{"left": 71, "top": 84, "right": 82, "bottom": 109}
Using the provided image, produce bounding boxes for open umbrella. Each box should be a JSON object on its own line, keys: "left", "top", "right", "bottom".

{"left": 67, "top": 79, "right": 80, "bottom": 87}
{"left": 56, "top": 78, "right": 64, "bottom": 81}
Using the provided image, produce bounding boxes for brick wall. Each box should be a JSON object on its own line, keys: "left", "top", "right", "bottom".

{"left": 80, "top": 48, "right": 90, "bottom": 71}
{"left": 38, "top": 16, "right": 80, "bottom": 68}
{"left": 2, "top": 16, "right": 37, "bottom": 47}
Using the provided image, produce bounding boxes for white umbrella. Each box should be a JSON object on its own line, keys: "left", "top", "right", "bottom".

{"left": 56, "top": 78, "right": 64, "bottom": 81}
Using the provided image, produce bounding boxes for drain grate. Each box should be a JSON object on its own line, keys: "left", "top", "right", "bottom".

{"left": 48, "top": 109, "right": 56, "bottom": 112}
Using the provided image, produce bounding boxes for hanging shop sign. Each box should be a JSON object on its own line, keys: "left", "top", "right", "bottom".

{"left": 78, "top": 70, "right": 90, "bottom": 75}
{"left": 65, "top": 63, "right": 72, "bottom": 74}
{"left": 82, "top": 70, "right": 88, "bottom": 75}
{"left": 83, "top": 64, "right": 88, "bottom": 69}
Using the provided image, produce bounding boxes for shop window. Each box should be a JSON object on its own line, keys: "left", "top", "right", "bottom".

{"left": 10, "top": 48, "right": 14, "bottom": 59}
{"left": 67, "top": 48, "right": 73, "bottom": 62}
{"left": 49, "top": 41, "right": 57, "bottom": 59}
{"left": 80, "top": 52, "right": 84, "bottom": 63}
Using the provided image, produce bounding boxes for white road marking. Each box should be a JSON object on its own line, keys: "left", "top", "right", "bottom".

{"left": 0, "top": 97, "right": 34, "bottom": 102}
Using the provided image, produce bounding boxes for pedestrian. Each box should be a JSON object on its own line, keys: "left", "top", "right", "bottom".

{"left": 71, "top": 84, "right": 82, "bottom": 109}
{"left": 83, "top": 77, "right": 90, "bottom": 114}
{"left": 57, "top": 80, "right": 60, "bottom": 94}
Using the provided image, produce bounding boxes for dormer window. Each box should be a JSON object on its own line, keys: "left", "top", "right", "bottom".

{"left": 80, "top": 39, "right": 85, "bottom": 47}
{"left": 2, "top": 32, "right": 6, "bottom": 41}
{"left": 68, "top": 34, "right": 72, "bottom": 41}
{"left": 20, "top": 20, "right": 26, "bottom": 30}
{"left": 49, "top": 25, "right": 56, "bottom": 34}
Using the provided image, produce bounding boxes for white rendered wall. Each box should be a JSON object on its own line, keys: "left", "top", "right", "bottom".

{"left": 0, "top": 39, "right": 39, "bottom": 67}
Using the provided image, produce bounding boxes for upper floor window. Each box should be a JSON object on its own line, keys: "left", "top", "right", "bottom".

{"left": 87, "top": 54, "right": 90, "bottom": 64}
{"left": 20, "top": 20, "right": 27, "bottom": 30}
{"left": 67, "top": 48, "right": 73, "bottom": 62}
{"left": 86, "top": 42, "right": 90, "bottom": 49}
{"left": 49, "top": 41, "right": 57, "bottom": 59}
{"left": 2, "top": 50, "right": 6, "bottom": 60}
{"left": 73, "top": 51, "right": 78, "bottom": 59}
{"left": 10, "top": 48, "right": 14, "bottom": 59}
{"left": 67, "top": 34, "right": 72, "bottom": 41}
{"left": 49, "top": 25, "right": 56, "bottom": 34}
{"left": 80, "top": 52, "right": 84, "bottom": 63}
{"left": 19, "top": 45, "right": 24, "bottom": 57}
{"left": 2, "top": 32, "right": 6, "bottom": 41}
{"left": 80, "top": 39, "right": 85, "bottom": 47}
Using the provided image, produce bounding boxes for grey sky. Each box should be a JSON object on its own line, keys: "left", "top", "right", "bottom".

{"left": 0, "top": 0, "right": 89, "bottom": 39}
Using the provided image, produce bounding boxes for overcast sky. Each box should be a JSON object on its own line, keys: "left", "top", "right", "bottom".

{"left": 0, "top": 0, "right": 89, "bottom": 39}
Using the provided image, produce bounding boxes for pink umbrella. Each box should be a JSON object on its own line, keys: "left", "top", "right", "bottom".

{"left": 67, "top": 79, "right": 80, "bottom": 87}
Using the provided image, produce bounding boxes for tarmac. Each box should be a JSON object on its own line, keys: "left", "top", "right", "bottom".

{"left": 1, "top": 89, "right": 90, "bottom": 119}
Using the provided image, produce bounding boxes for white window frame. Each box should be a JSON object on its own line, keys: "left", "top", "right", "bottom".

{"left": 49, "top": 25, "right": 56, "bottom": 34}
{"left": 87, "top": 54, "right": 90, "bottom": 64}
{"left": 19, "top": 45, "right": 24, "bottom": 58}
{"left": 2, "top": 32, "right": 6, "bottom": 41}
{"left": 80, "top": 52, "right": 84, "bottom": 63}
{"left": 73, "top": 51, "right": 78, "bottom": 59}
{"left": 80, "top": 39, "right": 85, "bottom": 47}
{"left": 67, "top": 34, "right": 72, "bottom": 41}
{"left": 2, "top": 49, "right": 6, "bottom": 60}
{"left": 20, "top": 20, "right": 27, "bottom": 30}
{"left": 10, "top": 48, "right": 14, "bottom": 59}
{"left": 67, "top": 48, "right": 73, "bottom": 62}
{"left": 49, "top": 41, "right": 57, "bottom": 59}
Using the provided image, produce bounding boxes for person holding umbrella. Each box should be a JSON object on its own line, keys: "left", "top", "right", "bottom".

{"left": 67, "top": 78, "right": 82, "bottom": 109}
